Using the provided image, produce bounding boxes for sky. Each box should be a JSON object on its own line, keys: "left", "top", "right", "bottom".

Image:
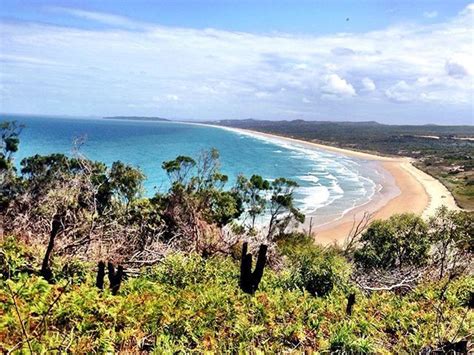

{"left": 0, "top": 0, "right": 473, "bottom": 124}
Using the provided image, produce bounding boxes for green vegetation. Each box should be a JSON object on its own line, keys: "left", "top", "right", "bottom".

{"left": 354, "top": 214, "right": 430, "bottom": 270}
{"left": 1, "top": 233, "right": 472, "bottom": 353}
{"left": 211, "top": 119, "right": 474, "bottom": 210}
{"left": 1, "top": 120, "right": 473, "bottom": 352}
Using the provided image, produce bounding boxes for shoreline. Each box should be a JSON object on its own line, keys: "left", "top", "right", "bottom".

{"left": 200, "top": 124, "right": 459, "bottom": 245}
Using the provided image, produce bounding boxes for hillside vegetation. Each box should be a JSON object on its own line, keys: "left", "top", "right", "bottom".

{"left": 1, "top": 120, "right": 473, "bottom": 353}
{"left": 211, "top": 119, "right": 474, "bottom": 210}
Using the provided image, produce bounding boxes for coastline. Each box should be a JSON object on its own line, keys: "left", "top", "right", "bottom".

{"left": 201, "top": 124, "right": 459, "bottom": 245}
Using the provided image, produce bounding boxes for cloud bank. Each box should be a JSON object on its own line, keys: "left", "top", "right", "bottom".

{"left": 0, "top": 5, "right": 473, "bottom": 124}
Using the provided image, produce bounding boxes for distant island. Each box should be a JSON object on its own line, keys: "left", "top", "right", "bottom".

{"left": 103, "top": 116, "right": 170, "bottom": 122}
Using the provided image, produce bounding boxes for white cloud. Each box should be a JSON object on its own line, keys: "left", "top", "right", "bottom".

{"left": 385, "top": 81, "right": 414, "bottom": 103}
{"left": 423, "top": 11, "right": 438, "bottom": 19}
{"left": 165, "top": 94, "right": 179, "bottom": 101}
{"left": 0, "top": 3, "right": 473, "bottom": 123}
{"left": 48, "top": 7, "right": 146, "bottom": 29}
{"left": 321, "top": 74, "right": 356, "bottom": 97}
{"left": 361, "top": 77, "right": 376, "bottom": 92}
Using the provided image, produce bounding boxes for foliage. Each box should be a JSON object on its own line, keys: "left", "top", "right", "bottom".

{"left": 278, "top": 232, "right": 351, "bottom": 297}
{"left": 235, "top": 174, "right": 270, "bottom": 229}
{"left": 354, "top": 213, "right": 430, "bottom": 270}
{"left": 1, "top": 119, "right": 473, "bottom": 352}
{"left": 0, "top": 237, "right": 472, "bottom": 353}
{"left": 109, "top": 161, "right": 145, "bottom": 206}
{"left": 0, "top": 121, "right": 24, "bottom": 208}
{"left": 428, "top": 206, "right": 473, "bottom": 279}
{"left": 234, "top": 175, "right": 305, "bottom": 238}
{"left": 0, "top": 121, "right": 23, "bottom": 172}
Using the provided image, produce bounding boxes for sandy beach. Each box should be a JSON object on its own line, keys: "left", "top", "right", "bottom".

{"left": 208, "top": 125, "right": 460, "bottom": 245}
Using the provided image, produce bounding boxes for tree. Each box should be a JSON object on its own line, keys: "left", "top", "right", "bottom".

{"left": 429, "top": 206, "right": 473, "bottom": 279}
{"left": 354, "top": 213, "right": 429, "bottom": 270}
{"left": 0, "top": 121, "right": 24, "bottom": 208}
{"left": 235, "top": 174, "right": 270, "bottom": 230}
{"left": 109, "top": 161, "right": 145, "bottom": 206}
{"left": 0, "top": 121, "right": 23, "bottom": 172}
{"left": 267, "top": 178, "right": 305, "bottom": 239}
{"left": 162, "top": 155, "right": 196, "bottom": 186}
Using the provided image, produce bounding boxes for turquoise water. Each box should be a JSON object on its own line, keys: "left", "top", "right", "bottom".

{"left": 10, "top": 115, "right": 388, "bottom": 225}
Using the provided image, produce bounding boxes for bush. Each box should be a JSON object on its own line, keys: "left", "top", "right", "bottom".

{"left": 355, "top": 213, "right": 430, "bottom": 270}
{"left": 278, "top": 232, "right": 352, "bottom": 296}
{"left": 0, "top": 237, "right": 472, "bottom": 353}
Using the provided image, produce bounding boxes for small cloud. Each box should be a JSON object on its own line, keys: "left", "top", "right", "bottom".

{"left": 423, "top": 11, "right": 438, "bottom": 19}
{"left": 293, "top": 63, "right": 308, "bottom": 70}
{"left": 321, "top": 74, "right": 356, "bottom": 97}
{"left": 361, "top": 77, "right": 376, "bottom": 92}
{"left": 166, "top": 94, "right": 179, "bottom": 101}
{"left": 331, "top": 47, "right": 356, "bottom": 56}
{"left": 302, "top": 97, "right": 311, "bottom": 103}
{"left": 48, "top": 7, "right": 146, "bottom": 29}
{"left": 460, "top": 3, "right": 474, "bottom": 15}
{"left": 255, "top": 91, "right": 271, "bottom": 99}
{"left": 385, "top": 80, "right": 413, "bottom": 103}
{"left": 152, "top": 94, "right": 180, "bottom": 102}
{"left": 445, "top": 58, "right": 469, "bottom": 78}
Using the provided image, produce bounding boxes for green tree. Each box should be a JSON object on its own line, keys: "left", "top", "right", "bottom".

{"left": 0, "top": 121, "right": 24, "bottom": 208}
{"left": 267, "top": 178, "right": 305, "bottom": 239}
{"left": 0, "top": 121, "right": 23, "bottom": 172}
{"left": 235, "top": 174, "right": 271, "bottom": 229}
{"left": 429, "top": 206, "right": 473, "bottom": 279}
{"left": 354, "top": 213, "right": 429, "bottom": 270}
{"left": 162, "top": 155, "right": 196, "bottom": 186}
{"left": 109, "top": 161, "right": 145, "bottom": 206}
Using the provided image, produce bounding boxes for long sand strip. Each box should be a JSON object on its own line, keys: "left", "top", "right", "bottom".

{"left": 205, "top": 125, "right": 459, "bottom": 245}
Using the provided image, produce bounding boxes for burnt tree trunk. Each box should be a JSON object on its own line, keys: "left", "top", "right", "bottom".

{"left": 107, "top": 262, "right": 124, "bottom": 295}
{"left": 239, "top": 242, "right": 268, "bottom": 294}
{"left": 346, "top": 293, "right": 356, "bottom": 316}
{"left": 96, "top": 261, "right": 105, "bottom": 290}
{"left": 40, "top": 214, "right": 62, "bottom": 282}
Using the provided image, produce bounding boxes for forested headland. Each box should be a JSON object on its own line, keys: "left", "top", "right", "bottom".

{"left": 0, "top": 120, "right": 473, "bottom": 353}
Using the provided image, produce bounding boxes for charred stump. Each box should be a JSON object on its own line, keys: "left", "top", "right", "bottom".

{"left": 40, "top": 214, "right": 62, "bottom": 282}
{"left": 107, "top": 262, "right": 124, "bottom": 295}
{"left": 239, "top": 242, "right": 268, "bottom": 294}
{"left": 96, "top": 261, "right": 105, "bottom": 290}
{"left": 346, "top": 293, "right": 356, "bottom": 316}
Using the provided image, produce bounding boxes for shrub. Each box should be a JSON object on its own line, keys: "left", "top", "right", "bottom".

{"left": 278, "top": 232, "right": 352, "bottom": 296}
{"left": 0, "top": 237, "right": 472, "bottom": 353}
{"left": 355, "top": 213, "right": 430, "bottom": 270}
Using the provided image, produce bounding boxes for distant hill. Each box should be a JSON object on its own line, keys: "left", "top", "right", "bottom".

{"left": 104, "top": 116, "right": 170, "bottom": 122}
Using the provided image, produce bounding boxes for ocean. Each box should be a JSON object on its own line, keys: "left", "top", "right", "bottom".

{"left": 8, "top": 114, "right": 392, "bottom": 226}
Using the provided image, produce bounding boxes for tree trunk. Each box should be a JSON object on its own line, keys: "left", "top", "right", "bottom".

{"left": 96, "top": 261, "right": 105, "bottom": 289}
{"left": 346, "top": 293, "right": 356, "bottom": 316}
{"left": 107, "top": 262, "right": 124, "bottom": 295}
{"left": 239, "top": 242, "right": 267, "bottom": 294}
{"left": 40, "top": 214, "right": 62, "bottom": 282}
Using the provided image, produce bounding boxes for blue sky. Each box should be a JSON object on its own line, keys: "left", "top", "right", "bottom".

{"left": 0, "top": 0, "right": 473, "bottom": 124}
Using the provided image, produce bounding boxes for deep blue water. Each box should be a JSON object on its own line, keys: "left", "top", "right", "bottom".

{"left": 9, "top": 114, "right": 388, "bottom": 225}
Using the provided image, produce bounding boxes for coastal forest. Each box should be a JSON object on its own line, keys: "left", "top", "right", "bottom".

{"left": 211, "top": 119, "right": 474, "bottom": 210}
{"left": 1, "top": 120, "right": 473, "bottom": 353}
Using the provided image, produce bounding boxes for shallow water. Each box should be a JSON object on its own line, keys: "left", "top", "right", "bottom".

{"left": 9, "top": 114, "right": 389, "bottom": 225}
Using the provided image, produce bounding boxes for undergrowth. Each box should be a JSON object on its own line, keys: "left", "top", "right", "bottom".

{"left": 1, "top": 236, "right": 472, "bottom": 353}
